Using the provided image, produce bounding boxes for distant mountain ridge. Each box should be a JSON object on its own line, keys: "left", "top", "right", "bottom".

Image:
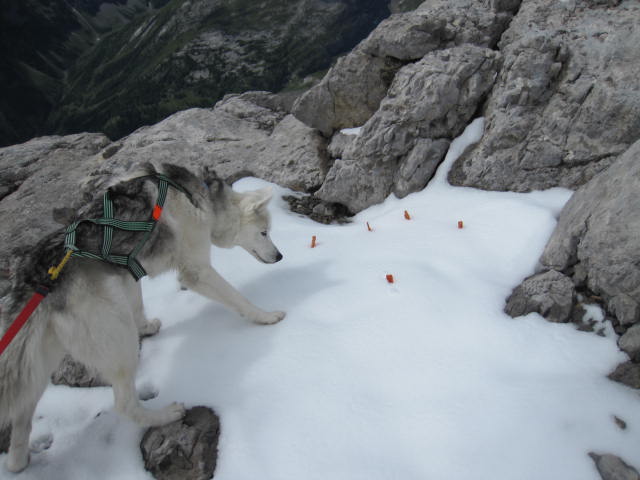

{"left": 0, "top": 0, "right": 419, "bottom": 147}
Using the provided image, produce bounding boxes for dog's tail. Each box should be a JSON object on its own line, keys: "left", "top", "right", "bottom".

{"left": 0, "top": 293, "right": 58, "bottom": 429}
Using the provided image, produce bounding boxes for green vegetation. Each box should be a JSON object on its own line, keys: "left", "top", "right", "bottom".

{"left": 1, "top": 0, "right": 392, "bottom": 145}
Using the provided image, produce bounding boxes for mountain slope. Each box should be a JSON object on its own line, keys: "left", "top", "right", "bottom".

{"left": 48, "top": 0, "right": 393, "bottom": 141}
{"left": 0, "top": 0, "right": 162, "bottom": 147}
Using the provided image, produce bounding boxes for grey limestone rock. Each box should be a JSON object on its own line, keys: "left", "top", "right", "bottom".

{"left": 618, "top": 324, "right": 640, "bottom": 362}
{"left": 449, "top": 0, "right": 640, "bottom": 192}
{"left": 539, "top": 140, "right": 640, "bottom": 327}
{"left": 316, "top": 46, "right": 500, "bottom": 212}
{"left": 505, "top": 270, "right": 576, "bottom": 323}
{"left": 589, "top": 453, "right": 640, "bottom": 480}
{"left": 292, "top": 49, "right": 402, "bottom": 137}
{"left": 394, "top": 138, "right": 451, "bottom": 198}
{"left": 51, "top": 355, "right": 109, "bottom": 388}
{"left": 327, "top": 132, "right": 356, "bottom": 160}
{"left": 608, "top": 362, "right": 640, "bottom": 389}
{"left": 101, "top": 92, "right": 329, "bottom": 194}
{"left": 292, "top": 0, "right": 518, "bottom": 137}
{"left": 140, "top": 406, "right": 220, "bottom": 480}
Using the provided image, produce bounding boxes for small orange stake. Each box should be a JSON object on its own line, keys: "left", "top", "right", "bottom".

{"left": 366, "top": 222, "right": 373, "bottom": 232}
{"left": 404, "top": 210, "right": 411, "bottom": 220}
{"left": 458, "top": 220, "right": 464, "bottom": 229}
{"left": 386, "top": 274, "right": 394, "bottom": 284}
{"left": 310, "top": 235, "right": 317, "bottom": 248}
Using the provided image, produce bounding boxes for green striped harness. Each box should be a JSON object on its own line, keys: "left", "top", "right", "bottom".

{"left": 64, "top": 174, "right": 191, "bottom": 281}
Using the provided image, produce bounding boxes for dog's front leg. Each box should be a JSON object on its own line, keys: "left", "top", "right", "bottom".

{"left": 179, "top": 265, "right": 285, "bottom": 324}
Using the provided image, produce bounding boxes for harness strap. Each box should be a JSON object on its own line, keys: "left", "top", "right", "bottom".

{"left": 63, "top": 174, "right": 187, "bottom": 281}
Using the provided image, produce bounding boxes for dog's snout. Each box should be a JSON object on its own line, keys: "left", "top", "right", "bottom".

{"left": 275, "top": 252, "right": 283, "bottom": 262}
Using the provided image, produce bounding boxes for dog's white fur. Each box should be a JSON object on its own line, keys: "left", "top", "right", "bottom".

{"left": 0, "top": 168, "right": 285, "bottom": 472}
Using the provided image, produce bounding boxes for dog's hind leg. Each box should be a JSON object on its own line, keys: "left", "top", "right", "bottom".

{"left": 5, "top": 325, "right": 64, "bottom": 473}
{"left": 61, "top": 316, "right": 184, "bottom": 427}
{"left": 6, "top": 397, "right": 39, "bottom": 472}
{"left": 111, "top": 372, "right": 185, "bottom": 427}
{"left": 130, "top": 282, "right": 161, "bottom": 338}
{"left": 54, "top": 275, "right": 184, "bottom": 428}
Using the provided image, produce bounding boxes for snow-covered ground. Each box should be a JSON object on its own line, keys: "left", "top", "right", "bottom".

{"left": 3, "top": 119, "right": 640, "bottom": 480}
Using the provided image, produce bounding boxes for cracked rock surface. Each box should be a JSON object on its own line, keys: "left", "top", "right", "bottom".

{"left": 448, "top": 0, "right": 640, "bottom": 191}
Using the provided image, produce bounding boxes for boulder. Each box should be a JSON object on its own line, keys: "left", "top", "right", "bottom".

{"left": 0, "top": 133, "right": 111, "bottom": 302}
{"left": 101, "top": 92, "right": 329, "bottom": 193}
{"left": 292, "top": 0, "right": 519, "bottom": 137}
{"left": 51, "top": 355, "right": 109, "bottom": 388}
{"left": 538, "top": 140, "right": 640, "bottom": 327}
{"left": 316, "top": 46, "right": 500, "bottom": 212}
{"left": 393, "top": 138, "right": 451, "bottom": 198}
{"left": 608, "top": 361, "right": 640, "bottom": 389}
{"left": 449, "top": 0, "right": 640, "bottom": 191}
{"left": 291, "top": 48, "right": 403, "bottom": 137}
{"left": 140, "top": 406, "right": 220, "bottom": 480}
{"left": 589, "top": 453, "right": 640, "bottom": 480}
{"left": 327, "top": 132, "right": 356, "bottom": 160}
{"left": 504, "top": 270, "right": 576, "bottom": 323}
{"left": 618, "top": 324, "right": 640, "bottom": 362}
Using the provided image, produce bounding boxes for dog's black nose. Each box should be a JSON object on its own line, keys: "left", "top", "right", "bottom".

{"left": 275, "top": 252, "right": 283, "bottom": 262}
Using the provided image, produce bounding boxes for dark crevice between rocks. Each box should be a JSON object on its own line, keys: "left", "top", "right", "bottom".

{"left": 0, "top": 425, "right": 10, "bottom": 454}
{"left": 490, "top": 0, "right": 524, "bottom": 52}
{"left": 0, "top": 182, "right": 20, "bottom": 202}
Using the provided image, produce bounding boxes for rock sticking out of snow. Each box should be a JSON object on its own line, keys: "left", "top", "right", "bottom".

{"left": 140, "top": 406, "right": 220, "bottom": 480}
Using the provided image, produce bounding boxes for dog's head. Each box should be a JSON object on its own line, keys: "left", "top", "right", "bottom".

{"left": 232, "top": 187, "right": 283, "bottom": 264}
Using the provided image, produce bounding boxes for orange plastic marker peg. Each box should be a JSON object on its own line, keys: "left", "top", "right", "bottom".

{"left": 310, "top": 235, "right": 317, "bottom": 248}
{"left": 404, "top": 210, "right": 411, "bottom": 220}
{"left": 458, "top": 220, "right": 464, "bottom": 229}
{"left": 366, "top": 222, "right": 373, "bottom": 232}
{"left": 386, "top": 274, "right": 395, "bottom": 284}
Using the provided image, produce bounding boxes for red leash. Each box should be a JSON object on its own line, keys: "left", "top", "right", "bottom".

{"left": 0, "top": 286, "right": 49, "bottom": 357}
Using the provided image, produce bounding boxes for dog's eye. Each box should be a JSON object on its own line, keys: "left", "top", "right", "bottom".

{"left": 261, "top": 231, "right": 267, "bottom": 237}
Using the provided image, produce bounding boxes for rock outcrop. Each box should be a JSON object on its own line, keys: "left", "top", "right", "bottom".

{"left": 140, "top": 406, "right": 220, "bottom": 480}
{"left": 99, "top": 92, "right": 328, "bottom": 194}
{"left": 534, "top": 140, "right": 640, "bottom": 327}
{"left": 504, "top": 269, "right": 576, "bottom": 323}
{"left": 448, "top": 0, "right": 640, "bottom": 192}
{"left": 316, "top": 46, "right": 501, "bottom": 211}
{"left": 590, "top": 453, "right": 640, "bottom": 480}
{"left": 505, "top": 139, "right": 640, "bottom": 397}
{"left": 293, "top": 0, "right": 519, "bottom": 212}
{"left": 293, "top": 0, "right": 516, "bottom": 136}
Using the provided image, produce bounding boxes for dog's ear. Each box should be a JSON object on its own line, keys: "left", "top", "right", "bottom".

{"left": 239, "top": 187, "right": 273, "bottom": 213}
{"left": 253, "top": 187, "right": 273, "bottom": 211}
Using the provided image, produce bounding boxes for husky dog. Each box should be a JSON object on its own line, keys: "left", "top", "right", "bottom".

{"left": 0, "top": 163, "right": 285, "bottom": 472}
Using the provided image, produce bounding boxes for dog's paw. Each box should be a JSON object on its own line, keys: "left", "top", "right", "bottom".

{"left": 254, "top": 310, "right": 286, "bottom": 325}
{"left": 164, "top": 402, "right": 187, "bottom": 424}
{"left": 30, "top": 433, "right": 53, "bottom": 454}
{"left": 5, "top": 450, "right": 30, "bottom": 473}
{"left": 139, "top": 317, "right": 162, "bottom": 338}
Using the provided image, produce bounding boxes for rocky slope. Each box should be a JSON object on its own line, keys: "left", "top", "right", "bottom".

{"left": 447, "top": 0, "right": 640, "bottom": 192}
